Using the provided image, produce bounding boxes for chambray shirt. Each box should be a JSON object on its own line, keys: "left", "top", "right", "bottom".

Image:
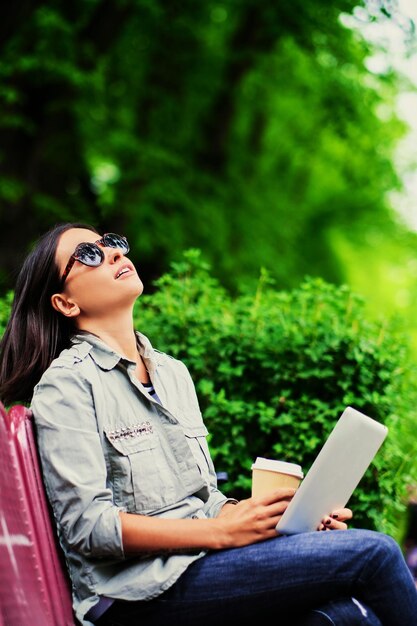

{"left": 31, "top": 332, "right": 231, "bottom": 625}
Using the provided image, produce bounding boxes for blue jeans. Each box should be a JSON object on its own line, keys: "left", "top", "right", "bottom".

{"left": 96, "top": 529, "right": 417, "bottom": 625}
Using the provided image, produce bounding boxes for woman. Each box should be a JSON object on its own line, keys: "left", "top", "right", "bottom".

{"left": 1, "top": 223, "right": 416, "bottom": 626}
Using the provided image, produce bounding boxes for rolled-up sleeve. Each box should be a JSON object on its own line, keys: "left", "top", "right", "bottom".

{"left": 31, "top": 366, "right": 124, "bottom": 559}
{"left": 202, "top": 441, "right": 238, "bottom": 517}
{"left": 204, "top": 489, "right": 238, "bottom": 518}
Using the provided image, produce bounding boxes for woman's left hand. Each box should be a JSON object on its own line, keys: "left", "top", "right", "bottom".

{"left": 318, "top": 508, "right": 353, "bottom": 531}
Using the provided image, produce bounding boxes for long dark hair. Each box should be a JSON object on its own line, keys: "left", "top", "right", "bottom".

{"left": 0, "top": 222, "right": 99, "bottom": 405}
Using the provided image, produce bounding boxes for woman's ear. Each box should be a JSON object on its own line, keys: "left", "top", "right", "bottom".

{"left": 51, "top": 293, "right": 80, "bottom": 318}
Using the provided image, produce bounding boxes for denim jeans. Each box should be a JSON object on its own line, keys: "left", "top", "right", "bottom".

{"left": 95, "top": 529, "right": 417, "bottom": 626}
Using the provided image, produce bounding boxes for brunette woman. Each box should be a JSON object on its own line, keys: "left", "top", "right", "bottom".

{"left": 1, "top": 223, "right": 416, "bottom": 626}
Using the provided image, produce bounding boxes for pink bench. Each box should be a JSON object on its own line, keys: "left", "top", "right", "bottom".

{"left": 0, "top": 402, "right": 76, "bottom": 625}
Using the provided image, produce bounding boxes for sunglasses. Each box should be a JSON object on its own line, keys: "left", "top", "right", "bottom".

{"left": 61, "top": 233, "right": 130, "bottom": 284}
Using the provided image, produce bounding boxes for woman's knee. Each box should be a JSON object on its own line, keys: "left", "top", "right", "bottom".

{"left": 362, "top": 530, "right": 401, "bottom": 560}
{"left": 352, "top": 530, "right": 404, "bottom": 577}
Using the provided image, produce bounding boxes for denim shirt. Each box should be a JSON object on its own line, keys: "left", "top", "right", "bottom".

{"left": 31, "top": 332, "right": 231, "bottom": 625}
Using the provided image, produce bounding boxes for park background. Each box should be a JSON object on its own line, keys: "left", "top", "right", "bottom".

{"left": 1, "top": 0, "right": 417, "bottom": 544}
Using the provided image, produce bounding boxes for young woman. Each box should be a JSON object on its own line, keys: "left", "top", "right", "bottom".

{"left": 1, "top": 223, "right": 416, "bottom": 626}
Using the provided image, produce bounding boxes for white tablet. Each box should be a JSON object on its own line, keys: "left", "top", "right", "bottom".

{"left": 276, "top": 406, "right": 388, "bottom": 535}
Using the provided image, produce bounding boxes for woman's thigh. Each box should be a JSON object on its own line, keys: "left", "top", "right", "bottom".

{"left": 156, "top": 528, "right": 407, "bottom": 611}
{"left": 96, "top": 529, "right": 415, "bottom": 626}
{"left": 97, "top": 596, "right": 382, "bottom": 626}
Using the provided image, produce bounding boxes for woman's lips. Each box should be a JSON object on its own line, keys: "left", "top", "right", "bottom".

{"left": 115, "top": 263, "right": 134, "bottom": 279}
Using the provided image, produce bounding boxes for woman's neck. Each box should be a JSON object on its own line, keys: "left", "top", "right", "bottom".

{"left": 76, "top": 309, "right": 139, "bottom": 362}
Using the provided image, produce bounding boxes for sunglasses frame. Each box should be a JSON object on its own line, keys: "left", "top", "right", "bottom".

{"left": 61, "top": 233, "right": 129, "bottom": 285}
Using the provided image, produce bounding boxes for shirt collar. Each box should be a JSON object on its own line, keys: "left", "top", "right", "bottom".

{"left": 71, "top": 331, "right": 162, "bottom": 372}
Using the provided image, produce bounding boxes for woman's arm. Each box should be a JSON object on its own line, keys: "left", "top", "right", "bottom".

{"left": 120, "top": 487, "right": 296, "bottom": 553}
{"left": 31, "top": 366, "right": 125, "bottom": 558}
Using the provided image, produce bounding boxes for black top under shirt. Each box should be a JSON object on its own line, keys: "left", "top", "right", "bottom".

{"left": 142, "top": 380, "right": 162, "bottom": 405}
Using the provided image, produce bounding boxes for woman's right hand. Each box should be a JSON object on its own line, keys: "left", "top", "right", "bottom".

{"left": 213, "top": 488, "right": 296, "bottom": 549}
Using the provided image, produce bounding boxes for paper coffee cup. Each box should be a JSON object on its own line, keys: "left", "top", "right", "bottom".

{"left": 251, "top": 457, "right": 303, "bottom": 497}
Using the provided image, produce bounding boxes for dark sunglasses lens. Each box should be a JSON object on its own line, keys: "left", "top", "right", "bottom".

{"left": 103, "top": 233, "right": 129, "bottom": 253}
{"left": 76, "top": 243, "right": 104, "bottom": 266}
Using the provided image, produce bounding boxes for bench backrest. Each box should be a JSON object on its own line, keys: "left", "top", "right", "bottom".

{"left": 0, "top": 402, "right": 75, "bottom": 625}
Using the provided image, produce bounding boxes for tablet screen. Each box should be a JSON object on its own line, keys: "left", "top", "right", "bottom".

{"left": 276, "top": 407, "right": 388, "bottom": 535}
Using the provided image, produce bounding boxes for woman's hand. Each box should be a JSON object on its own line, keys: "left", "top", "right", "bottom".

{"left": 214, "top": 488, "right": 295, "bottom": 549}
{"left": 317, "top": 508, "right": 353, "bottom": 531}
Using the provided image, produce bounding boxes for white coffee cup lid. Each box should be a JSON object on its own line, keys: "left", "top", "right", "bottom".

{"left": 251, "top": 457, "right": 303, "bottom": 478}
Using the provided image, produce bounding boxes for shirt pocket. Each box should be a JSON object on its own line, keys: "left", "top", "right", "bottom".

{"left": 104, "top": 429, "right": 179, "bottom": 514}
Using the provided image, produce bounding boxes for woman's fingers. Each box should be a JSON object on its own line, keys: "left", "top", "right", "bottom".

{"left": 258, "top": 488, "right": 297, "bottom": 505}
{"left": 222, "top": 491, "right": 292, "bottom": 527}
{"left": 317, "top": 509, "right": 353, "bottom": 531}
{"left": 320, "top": 516, "right": 348, "bottom": 530}
{"left": 330, "top": 508, "right": 353, "bottom": 522}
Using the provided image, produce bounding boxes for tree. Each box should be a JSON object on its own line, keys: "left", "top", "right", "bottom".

{"left": 0, "top": 0, "right": 412, "bottom": 294}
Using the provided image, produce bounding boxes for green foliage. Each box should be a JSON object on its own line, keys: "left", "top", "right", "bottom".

{"left": 135, "top": 250, "right": 417, "bottom": 539}
{"left": 0, "top": 0, "right": 411, "bottom": 295}
{"left": 0, "top": 292, "right": 12, "bottom": 337}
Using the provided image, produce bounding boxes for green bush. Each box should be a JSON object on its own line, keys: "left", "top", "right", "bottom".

{"left": 1, "top": 251, "right": 415, "bottom": 539}
{"left": 135, "top": 250, "right": 417, "bottom": 539}
{"left": 0, "top": 291, "right": 12, "bottom": 337}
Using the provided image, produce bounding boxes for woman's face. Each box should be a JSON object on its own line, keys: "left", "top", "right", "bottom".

{"left": 52, "top": 228, "right": 143, "bottom": 321}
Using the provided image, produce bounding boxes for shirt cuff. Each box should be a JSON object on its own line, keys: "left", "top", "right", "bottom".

{"left": 222, "top": 498, "right": 239, "bottom": 506}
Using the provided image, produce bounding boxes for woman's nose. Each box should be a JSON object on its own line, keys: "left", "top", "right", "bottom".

{"left": 106, "top": 247, "right": 124, "bottom": 263}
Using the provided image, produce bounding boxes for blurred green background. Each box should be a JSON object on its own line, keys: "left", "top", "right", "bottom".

{"left": 1, "top": 0, "right": 416, "bottom": 322}
{"left": 1, "top": 0, "right": 417, "bottom": 542}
